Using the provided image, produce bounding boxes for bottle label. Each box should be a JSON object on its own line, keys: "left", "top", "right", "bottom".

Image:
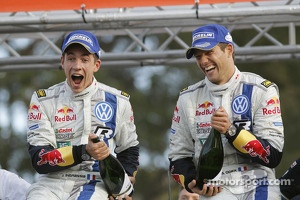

{"left": 112, "top": 172, "right": 134, "bottom": 198}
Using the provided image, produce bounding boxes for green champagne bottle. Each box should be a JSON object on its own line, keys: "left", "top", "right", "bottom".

{"left": 196, "top": 127, "right": 224, "bottom": 189}
{"left": 93, "top": 126, "right": 134, "bottom": 198}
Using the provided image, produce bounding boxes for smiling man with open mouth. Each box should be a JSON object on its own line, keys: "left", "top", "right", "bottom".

{"left": 168, "top": 24, "right": 284, "bottom": 200}
{"left": 61, "top": 30, "right": 101, "bottom": 93}
{"left": 26, "top": 30, "right": 139, "bottom": 200}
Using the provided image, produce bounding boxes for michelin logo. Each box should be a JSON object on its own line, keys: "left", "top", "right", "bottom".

{"left": 67, "top": 34, "right": 93, "bottom": 46}
{"left": 193, "top": 32, "right": 214, "bottom": 42}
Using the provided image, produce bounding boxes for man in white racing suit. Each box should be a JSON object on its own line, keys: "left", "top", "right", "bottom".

{"left": 168, "top": 24, "right": 284, "bottom": 199}
{"left": 26, "top": 30, "right": 139, "bottom": 200}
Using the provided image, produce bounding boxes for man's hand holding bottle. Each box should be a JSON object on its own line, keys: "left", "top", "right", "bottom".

{"left": 188, "top": 179, "right": 222, "bottom": 197}
{"left": 86, "top": 134, "right": 110, "bottom": 160}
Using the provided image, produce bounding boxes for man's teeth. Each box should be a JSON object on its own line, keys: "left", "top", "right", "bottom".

{"left": 206, "top": 66, "right": 215, "bottom": 71}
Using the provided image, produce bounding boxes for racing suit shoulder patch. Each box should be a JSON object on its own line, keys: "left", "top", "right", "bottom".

{"left": 98, "top": 82, "right": 130, "bottom": 100}
{"left": 36, "top": 89, "right": 46, "bottom": 98}
{"left": 180, "top": 87, "right": 188, "bottom": 93}
{"left": 121, "top": 91, "right": 130, "bottom": 98}
{"left": 179, "top": 81, "right": 205, "bottom": 96}
{"left": 261, "top": 80, "right": 274, "bottom": 88}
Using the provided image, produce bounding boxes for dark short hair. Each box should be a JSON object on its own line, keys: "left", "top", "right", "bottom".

{"left": 218, "top": 42, "right": 235, "bottom": 60}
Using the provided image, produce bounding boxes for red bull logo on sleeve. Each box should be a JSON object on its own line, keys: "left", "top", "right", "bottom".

{"left": 28, "top": 103, "right": 42, "bottom": 121}
{"left": 170, "top": 165, "right": 185, "bottom": 186}
{"left": 37, "top": 149, "right": 65, "bottom": 166}
{"left": 172, "top": 173, "right": 185, "bottom": 186}
{"left": 262, "top": 97, "right": 281, "bottom": 115}
{"left": 172, "top": 106, "right": 180, "bottom": 123}
{"left": 242, "top": 140, "right": 270, "bottom": 163}
{"left": 232, "top": 130, "right": 270, "bottom": 163}
{"left": 55, "top": 106, "right": 76, "bottom": 122}
{"left": 196, "top": 101, "right": 215, "bottom": 116}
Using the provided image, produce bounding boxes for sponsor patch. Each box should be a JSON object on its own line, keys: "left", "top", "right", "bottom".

{"left": 29, "top": 124, "right": 39, "bottom": 130}
{"left": 231, "top": 95, "right": 250, "bottom": 115}
{"left": 170, "top": 128, "right": 176, "bottom": 134}
{"left": 233, "top": 130, "right": 270, "bottom": 163}
{"left": 55, "top": 106, "right": 76, "bottom": 122}
{"left": 196, "top": 101, "right": 215, "bottom": 116}
{"left": 180, "top": 87, "right": 188, "bottom": 93}
{"left": 262, "top": 97, "right": 281, "bottom": 115}
{"left": 261, "top": 80, "right": 273, "bottom": 88}
{"left": 272, "top": 122, "right": 283, "bottom": 126}
{"left": 36, "top": 89, "right": 46, "bottom": 98}
{"left": 94, "top": 102, "right": 114, "bottom": 122}
{"left": 28, "top": 103, "right": 42, "bottom": 121}
{"left": 57, "top": 141, "right": 71, "bottom": 148}
{"left": 121, "top": 91, "right": 130, "bottom": 97}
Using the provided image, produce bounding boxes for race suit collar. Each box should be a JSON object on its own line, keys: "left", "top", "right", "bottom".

{"left": 205, "top": 66, "right": 241, "bottom": 96}
{"left": 65, "top": 77, "right": 98, "bottom": 100}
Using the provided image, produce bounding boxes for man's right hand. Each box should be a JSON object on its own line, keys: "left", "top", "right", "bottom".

{"left": 86, "top": 133, "right": 110, "bottom": 160}
{"left": 188, "top": 179, "right": 222, "bottom": 197}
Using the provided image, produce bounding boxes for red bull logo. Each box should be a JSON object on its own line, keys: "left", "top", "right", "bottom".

{"left": 266, "top": 97, "right": 279, "bottom": 106}
{"left": 263, "top": 97, "right": 281, "bottom": 115}
{"left": 172, "top": 173, "right": 185, "bottom": 186}
{"left": 174, "top": 106, "right": 179, "bottom": 113}
{"left": 37, "top": 149, "right": 65, "bottom": 166}
{"left": 170, "top": 166, "right": 185, "bottom": 185}
{"left": 172, "top": 115, "right": 180, "bottom": 123}
{"left": 29, "top": 103, "right": 40, "bottom": 112}
{"left": 130, "top": 115, "right": 134, "bottom": 123}
{"left": 196, "top": 101, "right": 215, "bottom": 116}
{"left": 55, "top": 106, "right": 76, "bottom": 122}
{"left": 28, "top": 103, "right": 42, "bottom": 121}
{"left": 172, "top": 105, "right": 180, "bottom": 123}
{"left": 242, "top": 140, "right": 270, "bottom": 163}
{"left": 57, "top": 106, "right": 74, "bottom": 115}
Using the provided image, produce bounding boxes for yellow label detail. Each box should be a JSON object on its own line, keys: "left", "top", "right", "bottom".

{"left": 58, "top": 146, "right": 75, "bottom": 166}
{"left": 232, "top": 130, "right": 256, "bottom": 153}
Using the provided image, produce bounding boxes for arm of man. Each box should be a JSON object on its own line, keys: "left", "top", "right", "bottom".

{"left": 225, "top": 128, "right": 282, "bottom": 168}
{"left": 28, "top": 144, "right": 83, "bottom": 174}
{"left": 113, "top": 96, "right": 140, "bottom": 182}
{"left": 230, "top": 83, "right": 283, "bottom": 168}
{"left": 29, "top": 134, "right": 109, "bottom": 174}
{"left": 168, "top": 97, "right": 197, "bottom": 192}
{"left": 212, "top": 83, "right": 284, "bottom": 168}
{"left": 169, "top": 157, "right": 197, "bottom": 192}
{"left": 117, "top": 146, "right": 139, "bottom": 178}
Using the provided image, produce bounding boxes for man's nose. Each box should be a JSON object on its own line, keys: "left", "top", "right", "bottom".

{"left": 73, "top": 59, "right": 82, "bottom": 69}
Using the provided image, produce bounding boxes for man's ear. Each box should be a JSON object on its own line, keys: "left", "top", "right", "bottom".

{"left": 60, "top": 55, "right": 65, "bottom": 69}
{"left": 226, "top": 44, "right": 234, "bottom": 57}
{"left": 94, "top": 59, "right": 101, "bottom": 72}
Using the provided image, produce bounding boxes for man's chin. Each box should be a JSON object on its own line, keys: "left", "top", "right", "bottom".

{"left": 71, "top": 85, "right": 84, "bottom": 93}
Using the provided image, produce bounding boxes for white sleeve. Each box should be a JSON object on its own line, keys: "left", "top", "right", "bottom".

{"left": 0, "top": 169, "right": 31, "bottom": 200}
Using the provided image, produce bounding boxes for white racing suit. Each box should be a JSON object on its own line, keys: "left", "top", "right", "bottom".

{"left": 169, "top": 67, "right": 284, "bottom": 199}
{"left": 26, "top": 77, "right": 139, "bottom": 200}
{"left": 0, "top": 169, "right": 31, "bottom": 200}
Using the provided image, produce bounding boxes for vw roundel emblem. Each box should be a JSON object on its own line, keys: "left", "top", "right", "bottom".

{"left": 231, "top": 95, "right": 250, "bottom": 115}
{"left": 94, "top": 102, "right": 114, "bottom": 122}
